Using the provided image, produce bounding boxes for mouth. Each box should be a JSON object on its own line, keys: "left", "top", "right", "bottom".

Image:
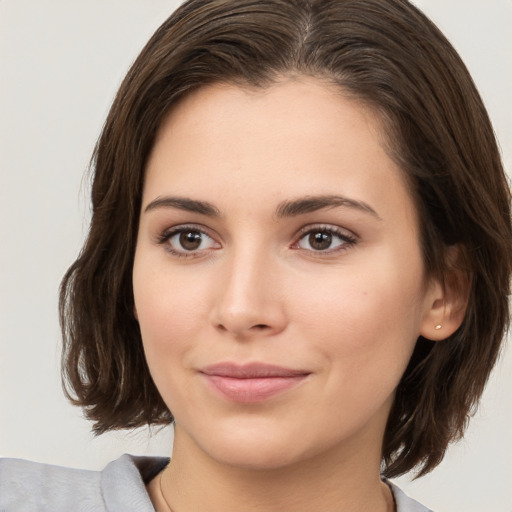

{"left": 199, "top": 362, "right": 311, "bottom": 403}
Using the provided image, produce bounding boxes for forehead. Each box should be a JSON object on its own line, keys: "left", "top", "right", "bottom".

{"left": 143, "top": 77, "right": 416, "bottom": 225}
{"left": 153, "top": 78, "right": 387, "bottom": 157}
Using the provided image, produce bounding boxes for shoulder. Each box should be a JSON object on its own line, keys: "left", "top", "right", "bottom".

{"left": 0, "top": 454, "right": 169, "bottom": 512}
{"left": 386, "top": 480, "right": 435, "bottom": 512}
{"left": 0, "top": 457, "right": 103, "bottom": 512}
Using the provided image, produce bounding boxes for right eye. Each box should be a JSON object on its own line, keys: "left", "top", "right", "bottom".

{"left": 159, "top": 226, "right": 220, "bottom": 257}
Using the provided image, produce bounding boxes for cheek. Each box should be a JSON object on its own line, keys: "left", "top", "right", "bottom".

{"left": 291, "top": 249, "right": 425, "bottom": 375}
{"left": 133, "top": 259, "right": 207, "bottom": 366}
{"left": 133, "top": 265, "right": 212, "bottom": 413}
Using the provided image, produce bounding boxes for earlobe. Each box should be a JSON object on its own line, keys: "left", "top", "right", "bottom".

{"left": 420, "top": 246, "right": 471, "bottom": 341}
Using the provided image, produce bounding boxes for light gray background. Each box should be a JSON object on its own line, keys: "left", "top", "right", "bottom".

{"left": 1, "top": 1, "right": 511, "bottom": 510}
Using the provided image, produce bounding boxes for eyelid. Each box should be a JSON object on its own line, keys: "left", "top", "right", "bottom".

{"left": 292, "top": 224, "right": 358, "bottom": 252}
{"left": 155, "top": 222, "right": 357, "bottom": 258}
{"left": 156, "top": 223, "right": 222, "bottom": 257}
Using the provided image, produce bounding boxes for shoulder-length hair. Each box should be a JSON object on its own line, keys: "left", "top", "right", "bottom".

{"left": 60, "top": 0, "right": 512, "bottom": 478}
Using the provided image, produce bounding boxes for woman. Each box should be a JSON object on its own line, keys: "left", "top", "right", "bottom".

{"left": 1, "top": 1, "right": 510, "bottom": 511}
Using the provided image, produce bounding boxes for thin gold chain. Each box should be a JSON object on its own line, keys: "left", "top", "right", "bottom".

{"left": 159, "top": 471, "right": 174, "bottom": 512}
{"left": 157, "top": 471, "right": 397, "bottom": 512}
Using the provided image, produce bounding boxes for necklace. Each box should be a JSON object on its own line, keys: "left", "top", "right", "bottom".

{"left": 158, "top": 472, "right": 397, "bottom": 512}
{"left": 159, "top": 472, "right": 174, "bottom": 512}
{"left": 384, "top": 480, "right": 398, "bottom": 512}
{"left": 391, "top": 487, "right": 397, "bottom": 512}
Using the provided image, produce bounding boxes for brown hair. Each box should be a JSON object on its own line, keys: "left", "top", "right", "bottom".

{"left": 60, "top": 0, "right": 512, "bottom": 478}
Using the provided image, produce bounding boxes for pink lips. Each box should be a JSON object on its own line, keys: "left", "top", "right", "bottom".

{"left": 199, "top": 363, "right": 310, "bottom": 403}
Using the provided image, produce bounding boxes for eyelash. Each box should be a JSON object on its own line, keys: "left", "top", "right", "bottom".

{"left": 156, "top": 224, "right": 357, "bottom": 258}
{"left": 292, "top": 225, "right": 358, "bottom": 254}
{"left": 157, "top": 224, "right": 219, "bottom": 258}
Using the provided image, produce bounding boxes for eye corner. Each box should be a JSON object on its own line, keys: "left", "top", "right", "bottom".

{"left": 156, "top": 224, "right": 222, "bottom": 259}
{"left": 292, "top": 224, "right": 358, "bottom": 254}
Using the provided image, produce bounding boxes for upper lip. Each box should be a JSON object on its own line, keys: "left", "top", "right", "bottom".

{"left": 199, "top": 362, "right": 310, "bottom": 378}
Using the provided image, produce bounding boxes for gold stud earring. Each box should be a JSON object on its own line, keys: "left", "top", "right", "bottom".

{"left": 435, "top": 324, "right": 442, "bottom": 330}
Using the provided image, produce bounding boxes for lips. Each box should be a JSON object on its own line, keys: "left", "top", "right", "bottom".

{"left": 199, "top": 363, "right": 310, "bottom": 403}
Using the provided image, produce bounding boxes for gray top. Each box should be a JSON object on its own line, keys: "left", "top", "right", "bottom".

{"left": 0, "top": 454, "right": 433, "bottom": 511}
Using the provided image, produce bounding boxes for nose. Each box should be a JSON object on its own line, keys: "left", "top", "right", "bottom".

{"left": 210, "top": 248, "right": 287, "bottom": 338}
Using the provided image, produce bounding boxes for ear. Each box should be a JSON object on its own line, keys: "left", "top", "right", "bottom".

{"left": 133, "top": 304, "right": 139, "bottom": 321}
{"left": 420, "top": 246, "right": 471, "bottom": 341}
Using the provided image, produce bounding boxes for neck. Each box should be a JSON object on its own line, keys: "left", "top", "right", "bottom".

{"left": 151, "top": 426, "right": 393, "bottom": 512}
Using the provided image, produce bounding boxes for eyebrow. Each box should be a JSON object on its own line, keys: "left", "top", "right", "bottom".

{"left": 144, "top": 196, "right": 221, "bottom": 217}
{"left": 275, "top": 195, "right": 381, "bottom": 220}
{"left": 143, "top": 194, "right": 381, "bottom": 220}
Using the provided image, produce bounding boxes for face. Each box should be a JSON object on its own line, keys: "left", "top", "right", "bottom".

{"left": 133, "top": 78, "right": 440, "bottom": 470}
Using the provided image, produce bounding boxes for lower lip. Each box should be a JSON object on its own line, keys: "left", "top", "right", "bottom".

{"left": 201, "top": 374, "right": 308, "bottom": 403}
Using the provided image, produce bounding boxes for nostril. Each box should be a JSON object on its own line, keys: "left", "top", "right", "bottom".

{"left": 252, "top": 324, "right": 269, "bottom": 330}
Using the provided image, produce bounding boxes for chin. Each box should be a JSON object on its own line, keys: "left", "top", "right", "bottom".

{"left": 188, "top": 417, "right": 313, "bottom": 471}
{"left": 208, "top": 440, "right": 303, "bottom": 471}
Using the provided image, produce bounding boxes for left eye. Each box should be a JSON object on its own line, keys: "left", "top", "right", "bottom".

{"left": 296, "top": 229, "right": 355, "bottom": 252}
{"left": 165, "top": 229, "right": 217, "bottom": 253}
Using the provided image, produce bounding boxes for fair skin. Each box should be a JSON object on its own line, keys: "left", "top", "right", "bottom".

{"left": 133, "top": 77, "right": 459, "bottom": 512}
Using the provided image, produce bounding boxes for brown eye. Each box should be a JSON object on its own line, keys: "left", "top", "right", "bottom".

{"left": 163, "top": 227, "right": 218, "bottom": 255}
{"left": 296, "top": 227, "right": 356, "bottom": 253}
{"left": 309, "top": 232, "right": 333, "bottom": 251}
{"left": 179, "top": 231, "right": 202, "bottom": 251}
